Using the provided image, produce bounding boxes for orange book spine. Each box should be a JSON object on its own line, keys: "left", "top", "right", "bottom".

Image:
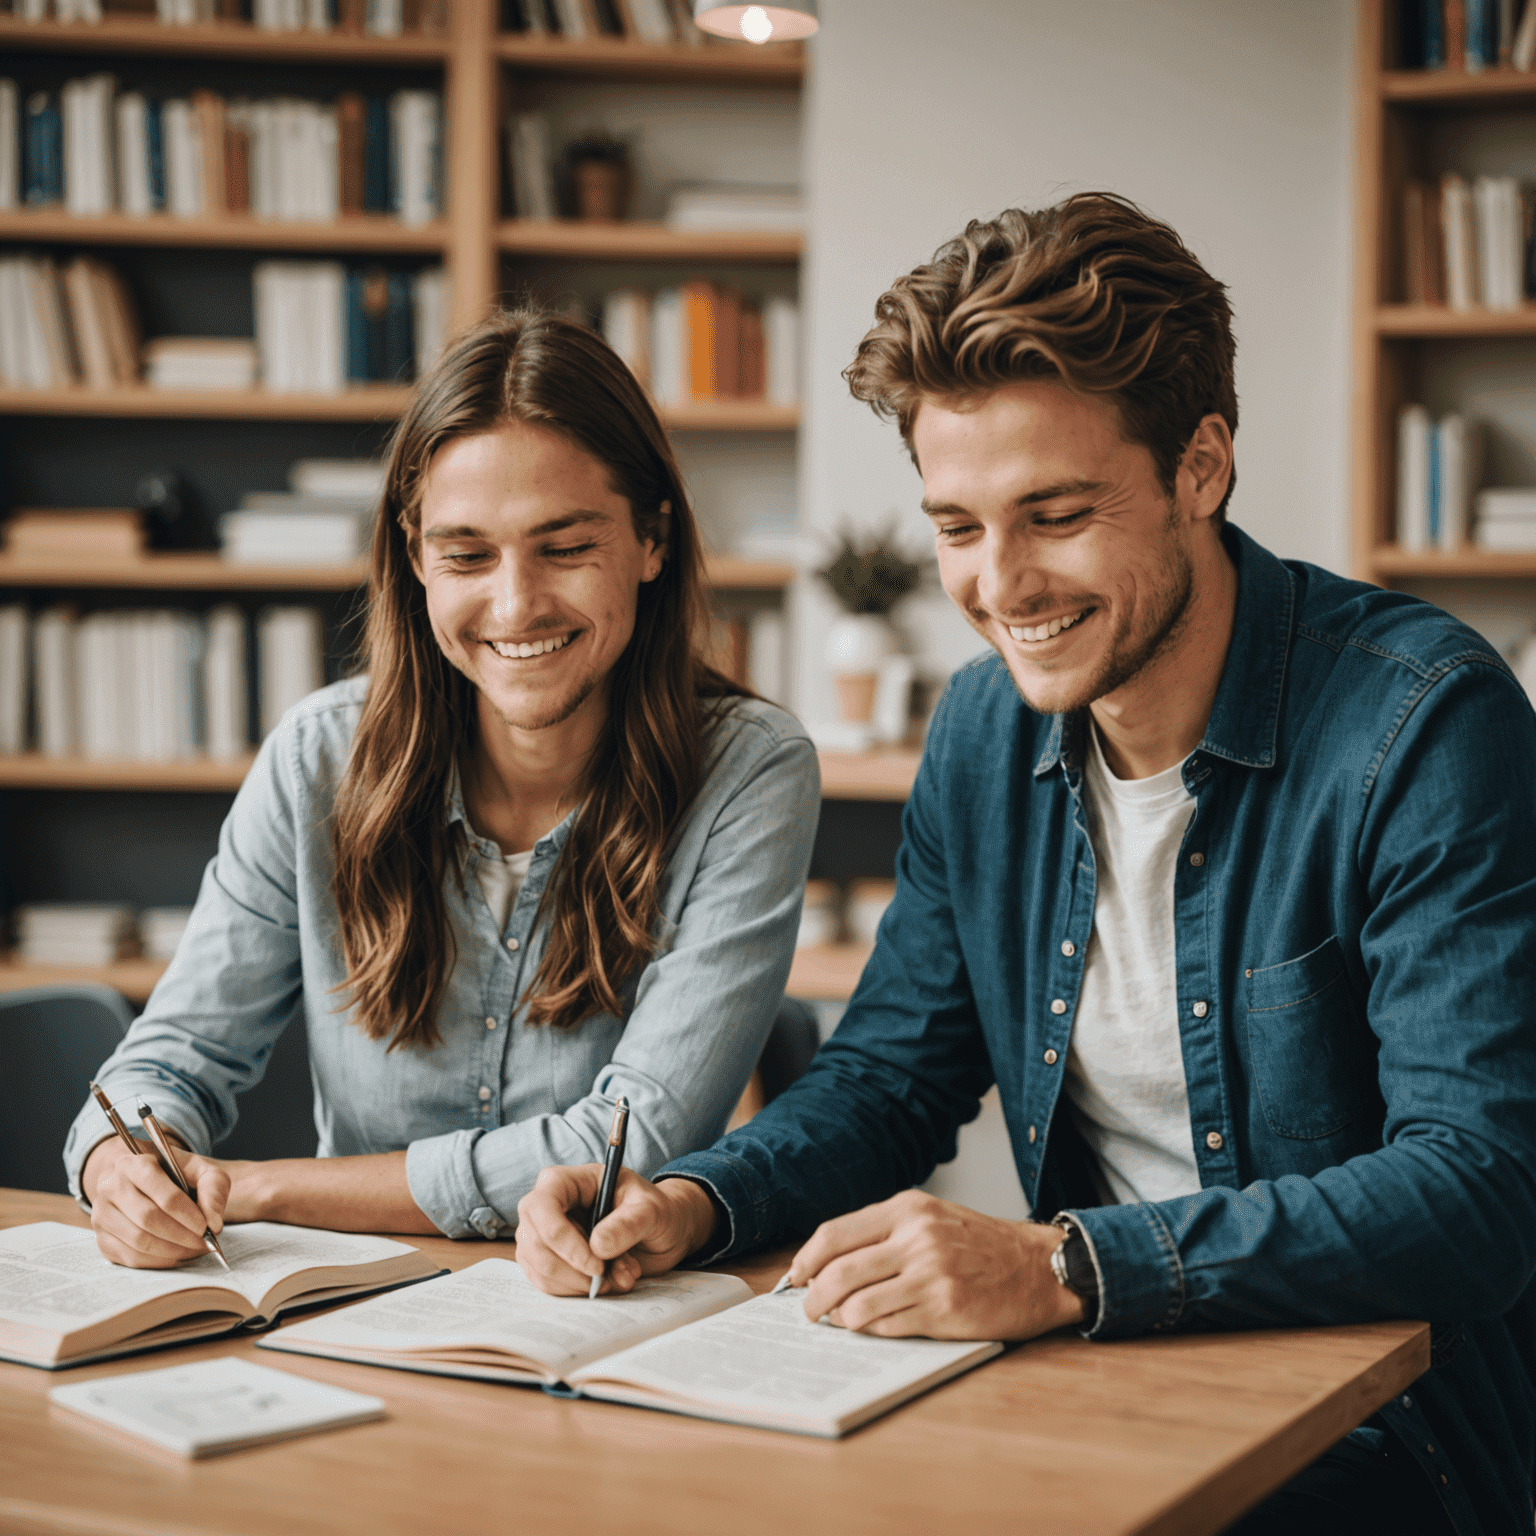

{"left": 739, "top": 302, "right": 765, "bottom": 399}
{"left": 337, "top": 92, "right": 366, "bottom": 216}
{"left": 684, "top": 280, "right": 716, "bottom": 401}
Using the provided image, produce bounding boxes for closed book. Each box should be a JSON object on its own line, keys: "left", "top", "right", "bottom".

{"left": 33, "top": 606, "right": 77, "bottom": 757}
{"left": 26, "top": 257, "right": 81, "bottom": 387}
{"left": 145, "top": 97, "right": 165, "bottom": 210}
{"left": 1465, "top": 0, "right": 1489, "bottom": 69}
{"left": 738, "top": 300, "right": 765, "bottom": 399}
{"left": 713, "top": 283, "right": 741, "bottom": 399}
{"left": 1515, "top": 0, "right": 1536, "bottom": 68}
{"left": 1446, "top": 0, "right": 1467, "bottom": 69}
{"left": 363, "top": 96, "right": 389, "bottom": 213}
{"left": 92, "top": 262, "right": 142, "bottom": 385}
{"left": 601, "top": 289, "right": 650, "bottom": 387}
{"left": 115, "top": 92, "right": 151, "bottom": 216}
{"left": 345, "top": 267, "right": 370, "bottom": 381}
{"left": 1435, "top": 413, "right": 1473, "bottom": 552}
{"left": 411, "top": 265, "right": 447, "bottom": 375}
{"left": 1441, "top": 174, "right": 1476, "bottom": 309}
{"left": 62, "top": 257, "right": 113, "bottom": 390}
{"left": 649, "top": 286, "right": 684, "bottom": 407}
{"left": 384, "top": 271, "right": 412, "bottom": 381}
{"left": 1398, "top": 406, "right": 1431, "bottom": 552}
{"left": 388, "top": 89, "right": 439, "bottom": 226}
{"left": 225, "top": 117, "right": 251, "bottom": 215}
{"left": 0, "top": 80, "right": 17, "bottom": 212}
{"left": 684, "top": 280, "right": 716, "bottom": 401}
{"left": 764, "top": 295, "right": 798, "bottom": 406}
{"left": 191, "top": 89, "right": 227, "bottom": 214}
{"left": 1473, "top": 487, "right": 1536, "bottom": 521}
{"left": 5, "top": 509, "right": 144, "bottom": 558}
{"left": 203, "top": 604, "right": 248, "bottom": 761}
{"left": 507, "top": 114, "right": 555, "bottom": 220}
{"left": 337, "top": 91, "right": 366, "bottom": 215}
{"left": 623, "top": 0, "right": 673, "bottom": 42}
{"left": 1474, "top": 519, "right": 1536, "bottom": 550}
{"left": 24, "top": 92, "right": 62, "bottom": 206}
{"left": 257, "top": 606, "right": 324, "bottom": 735}
{"left": 0, "top": 605, "right": 27, "bottom": 755}
{"left": 162, "top": 98, "right": 203, "bottom": 217}
{"left": 289, "top": 458, "right": 386, "bottom": 500}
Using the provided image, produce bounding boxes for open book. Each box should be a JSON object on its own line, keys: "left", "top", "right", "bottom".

{"left": 0, "top": 1221, "right": 441, "bottom": 1369}
{"left": 260, "top": 1258, "right": 1002, "bottom": 1438}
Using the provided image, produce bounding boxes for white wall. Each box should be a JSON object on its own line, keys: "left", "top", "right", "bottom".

{"left": 796, "top": 0, "right": 1356, "bottom": 1216}
{"left": 792, "top": 0, "right": 1356, "bottom": 726}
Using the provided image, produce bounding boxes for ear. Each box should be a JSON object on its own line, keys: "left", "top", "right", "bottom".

{"left": 1178, "top": 414, "right": 1234, "bottom": 522}
{"left": 407, "top": 531, "right": 427, "bottom": 586}
{"left": 641, "top": 500, "right": 671, "bottom": 584}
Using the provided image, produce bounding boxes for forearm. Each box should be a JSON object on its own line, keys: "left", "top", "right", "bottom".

{"left": 230, "top": 1151, "right": 440, "bottom": 1235}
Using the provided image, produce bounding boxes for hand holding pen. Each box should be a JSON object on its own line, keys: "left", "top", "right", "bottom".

{"left": 586, "top": 1095, "right": 630, "bottom": 1298}
{"left": 87, "top": 1082, "right": 231, "bottom": 1271}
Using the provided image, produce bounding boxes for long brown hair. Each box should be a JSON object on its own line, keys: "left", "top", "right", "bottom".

{"left": 844, "top": 192, "right": 1239, "bottom": 521}
{"left": 331, "top": 308, "right": 745, "bottom": 1049}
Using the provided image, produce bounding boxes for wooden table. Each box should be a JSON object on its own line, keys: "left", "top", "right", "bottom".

{"left": 0, "top": 1189, "right": 1428, "bottom": 1536}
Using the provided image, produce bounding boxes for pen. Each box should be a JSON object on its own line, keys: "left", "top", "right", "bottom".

{"left": 587, "top": 1094, "right": 629, "bottom": 1299}
{"left": 770, "top": 1272, "right": 794, "bottom": 1295}
{"left": 87, "top": 1082, "right": 229, "bottom": 1271}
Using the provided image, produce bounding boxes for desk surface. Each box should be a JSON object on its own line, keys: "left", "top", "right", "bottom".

{"left": 0, "top": 1188, "right": 1428, "bottom": 1536}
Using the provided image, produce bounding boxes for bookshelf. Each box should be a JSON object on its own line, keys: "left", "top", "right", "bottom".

{"left": 0, "top": 210, "right": 453, "bottom": 253}
{"left": 1352, "top": 1, "right": 1536, "bottom": 599}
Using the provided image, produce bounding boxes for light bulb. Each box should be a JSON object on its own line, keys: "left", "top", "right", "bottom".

{"left": 740, "top": 5, "right": 774, "bottom": 43}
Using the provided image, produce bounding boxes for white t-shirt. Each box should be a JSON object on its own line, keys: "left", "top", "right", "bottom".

{"left": 1064, "top": 723, "right": 1202, "bottom": 1207}
{"left": 475, "top": 847, "right": 536, "bottom": 932}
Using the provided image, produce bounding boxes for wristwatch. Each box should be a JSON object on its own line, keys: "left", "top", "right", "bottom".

{"left": 1048, "top": 1216, "right": 1100, "bottom": 1326}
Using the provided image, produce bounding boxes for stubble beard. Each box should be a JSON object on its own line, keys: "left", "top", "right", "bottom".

{"left": 450, "top": 643, "right": 606, "bottom": 733}
{"left": 1001, "top": 512, "right": 1197, "bottom": 718}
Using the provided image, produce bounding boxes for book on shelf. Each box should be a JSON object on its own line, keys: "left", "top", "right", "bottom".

{"left": 0, "top": 251, "right": 141, "bottom": 389}
{"left": 144, "top": 336, "right": 259, "bottom": 390}
{"left": 257, "top": 604, "right": 323, "bottom": 735}
{"left": 260, "top": 1256, "right": 1001, "bottom": 1439}
{"left": 223, "top": 496, "right": 370, "bottom": 562}
{"left": 0, "top": 603, "right": 25, "bottom": 753}
{"left": 1399, "top": 0, "right": 1529, "bottom": 69}
{"left": 204, "top": 602, "right": 248, "bottom": 759}
{"left": 1473, "top": 486, "right": 1536, "bottom": 549}
{"left": 1397, "top": 405, "right": 1480, "bottom": 552}
{"left": 2, "top": 0, "right": 444, "bottom": 31}
{"left": 1404, "top": 173, "right": 1532, "bottom": 309}
{"left": 11, "top": 903, "right": 138, "bottom": 966}
{"left": 505, "top": 113, "right": 557, "bottom": 220}
{"left": 290, "top": 455, "right": 385, "bottom": 500}
{"left": 140, "top": 903, "right": 193, "bottom": 960}
{"left": 4, "top": 507, "right": 145, "bottom": 557}
{"left": 664, "top": 184, "right": 803, "bottom": 234}
{"left": 609, "top": 285, "right": 796, "bottom": 407}
{"left": 0, "top": 1221, "right": 441, "bottom": 1370}
{"left": 0, "top": 80, "right": 17, "bottom": 212}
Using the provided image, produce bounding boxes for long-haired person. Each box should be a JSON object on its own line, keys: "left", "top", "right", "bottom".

{"left": 66, "top": 309, "right": 820, "bottom": 1266}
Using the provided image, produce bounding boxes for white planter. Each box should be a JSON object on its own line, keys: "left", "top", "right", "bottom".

{"left": 825, "top": 614, "right": 900, "bottom": 725}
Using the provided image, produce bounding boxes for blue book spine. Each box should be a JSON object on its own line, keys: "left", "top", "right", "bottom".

{"left": 1427, "top": 424, "right": 1443, "bottom": 545}
{"left": 146, "top": 99, "right": 165, "bottom": 211}
{"left": 345, "top": 268, "right": 370, "bottom": 383}
{"left": 1465, "top": 0, "right": 1490, "bottom": 66}
{"left": 24, "top": 94, "right": 62, "bottom": 206}
{"left": 364, "top": 97, "right": 388, "bottom": 214}
{"left": 384, "top": 272, "right": 413, "bottom": 381}
{"left": 1424, "top": 0, "right": 1445, "bottom": 67}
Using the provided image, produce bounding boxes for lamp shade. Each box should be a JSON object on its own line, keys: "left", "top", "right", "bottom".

{"left": 692, "top": 1, "right": 819, "bottom": 43}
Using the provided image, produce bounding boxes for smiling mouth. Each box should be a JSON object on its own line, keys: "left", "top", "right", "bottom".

{"left": 485, "top": 630, "right": 578, "bottom": 659}
{"left": 1007, "top": 607, "right": 1093, "bottom": 644}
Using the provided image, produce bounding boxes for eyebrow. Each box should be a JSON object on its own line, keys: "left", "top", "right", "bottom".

{"left": 422, "top": 510, "right": 613, "bottom": 541}
{"left": 921, "top": 478, "right": 1110, "bottom": 517}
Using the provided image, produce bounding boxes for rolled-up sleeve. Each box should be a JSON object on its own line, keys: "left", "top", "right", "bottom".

{"left": 403, "top": 717, "right": 822, "bottom": 1238}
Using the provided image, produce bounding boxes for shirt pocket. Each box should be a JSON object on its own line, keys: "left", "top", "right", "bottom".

{"left": 1245, "top": 935, "right": 1371, "bottom": 1140}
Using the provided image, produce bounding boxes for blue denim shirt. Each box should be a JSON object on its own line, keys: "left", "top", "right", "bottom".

{"left": 663, "top": 528, "right": 1536, "bottom": 1536}
{"left": 64, "top": 677, "right": 820, "bottom": 1240}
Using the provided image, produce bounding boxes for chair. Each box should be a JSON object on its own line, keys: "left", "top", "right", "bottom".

{"left": 0, "top": 984, "right": 133, "bottom": 1196}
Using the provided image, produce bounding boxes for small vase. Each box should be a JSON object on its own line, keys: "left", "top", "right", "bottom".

{"left": 573, "top": 160, "right": 626, "bottom": 221}
{"left": 825, "top": 614, "right": 899, "bottom": 725}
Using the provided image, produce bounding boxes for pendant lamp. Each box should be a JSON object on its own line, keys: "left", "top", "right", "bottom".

{"left": 692, "top": 1, "right": 819, "bottom": 43}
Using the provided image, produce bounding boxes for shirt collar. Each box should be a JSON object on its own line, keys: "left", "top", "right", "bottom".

{"left": 1033, "top": 523, "right": 1295, "bottom": 779}
{"left": 444, "top": 753, "right": 578, "bottom": 857}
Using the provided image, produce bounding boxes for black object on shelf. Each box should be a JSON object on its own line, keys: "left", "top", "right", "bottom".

{"left": 136, "top": 471, "right": 216, "bottom": 551}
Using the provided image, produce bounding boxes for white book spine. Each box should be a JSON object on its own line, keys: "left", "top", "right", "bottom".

{"left": 204, "top": 605, "right": 248, "bottom": 760}
{"left": 0, "top": 260, "right": 26, "bottom": 386}
{"left": 116, "top": 93, "right": 150, "bottom": 216}
{"left": 313, "top": 261, "right": 345, "bottom": 394}
{"left": 257, "top": 607, "right": 324, "bottom": 737}
{"left": 0, "top": 81, "right": 19, "bottom": 212}
{"left": 1442, "top": 176, "right": 1476, "bottom": 311}
{"left": 163, "top": 99, "right": 203, "bottom": 218}
{"left": 1436, "top": 414, "right": 1472, "bottom": 553}
{"left": 1517, "top": 0, "right": 1536, "bottom": 68}
{"left": 764, "top": 295, "right": 799, "bottom": 406}
{"left": 1397, "top": 405, "right": 1430, "bottom": 553}
{"left": 0, "top": 605, "right": 28, "bottom": 754}
{"left": 509, "top": 114, "right": 555, "bottom": 221}
{"left": 412, "top": 265, "right": 448, "bottom": 375}
{"left": 34, "top": 607, "right": 78, "bottom": 757}
{"left": 602, "top": 289, "right": 651, "bottom": 388}
{"left": 649, "top": 286, "right": 683, "bottom": 406}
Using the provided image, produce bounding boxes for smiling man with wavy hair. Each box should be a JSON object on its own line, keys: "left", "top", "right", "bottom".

{"left": 520, "top": 195, "right": 1536, "bottom": 1536}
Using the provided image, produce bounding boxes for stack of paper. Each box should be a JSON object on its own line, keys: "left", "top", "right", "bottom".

{"left": 14, "top": 904, "right": 137, "bottom": 967}
{"left": 222, "top": 497, "right": 368, "bottom": 564}
{"left": 665, "top": 185, "right": 803, "bottom": 234}
{"left": 140, "top": 906, "right": 194, "bottom": 962}
{"left": 1473, "top": 488, "right": 1536, "bottom": 551}
{"left": 144, "top": 339, "right": 259, "bottom": 392}
{"left": 290, "top": 458, "right": 385, "bottom": 502}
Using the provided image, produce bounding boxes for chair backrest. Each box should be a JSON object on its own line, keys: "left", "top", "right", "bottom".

{"left": 0, "top": 985, "right": 134, "bottom": 1196}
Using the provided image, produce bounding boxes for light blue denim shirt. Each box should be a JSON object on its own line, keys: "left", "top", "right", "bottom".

{"left": 63, "top": 676, "right": 820, "bottom": 1239}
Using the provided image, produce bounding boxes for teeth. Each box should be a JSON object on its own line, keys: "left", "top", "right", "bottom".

{"left": 490, "top": 632, "right": 572, "bottom": 659}
{"left": 1007, "top": 610, "right": 1087, "bottom": 644}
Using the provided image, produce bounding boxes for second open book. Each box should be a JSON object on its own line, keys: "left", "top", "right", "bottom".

{"left": 259, "top": 1258, "right": 1001, "bottom": 1438}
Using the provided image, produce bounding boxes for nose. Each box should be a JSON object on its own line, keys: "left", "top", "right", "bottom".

{"left": 975, "top": 527, "right": 1045, "bottom": 618}
{"left": 488, "top": 548, "right": 547, "bottom": 630}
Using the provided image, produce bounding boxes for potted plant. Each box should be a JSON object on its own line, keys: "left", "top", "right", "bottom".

{"left": 563, "top": 130, "right": 631, "bottom": 222}
{"left": 815, "top": 527, "right": 931, "bottom": 727}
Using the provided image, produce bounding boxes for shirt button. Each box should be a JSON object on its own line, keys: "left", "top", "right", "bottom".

{"left": 1206, "top": 1130, "right": 1224, "bottom": 1151}
{"left": 1192, "top": 1000, "right": 1209, "bottom": 1018}
{"left": 485, "top": 1017, "right": 497, "bottom": 1030}
{"left": 1028, "top": 1125, "right": 1037, "bottom": 1143}
{"left": 506, "top": 937, "right": 519, "bottom": 952}
{"left": 1189, "top": 851, "right": 1205, "bottom": 867}
{"left": 1050, "top": 998, "right": 1067, "bottom": 1015}
{"left": 478, "top": 1086, "right": 492, "bottom": 1101}
{"left": 1402, "top": 1395, "right": 1412, "bottom": 1408}
{"left": 1060, "top": 940, "right": 1075, "bottom": 957}
{"left": 1044, "top": 1049, "right": 1059, "bottom": 1065}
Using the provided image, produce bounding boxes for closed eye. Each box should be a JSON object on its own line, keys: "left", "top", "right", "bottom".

{"left": 547, "top": 541, "right": 598, "bottom": 558}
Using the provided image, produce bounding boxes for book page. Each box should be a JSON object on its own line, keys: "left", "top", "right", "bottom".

{"left": 0, "top": 1223, "right": 238, "bottom": 1334}
{"left": 269, "top": 1258, "right": 752, "bottom": 1376}
{"left": 569, "top": 1288, "right": 1000, "bottom": 1427}
{"left": 193, "top": 1223, "right": 425, "bottom": 1311}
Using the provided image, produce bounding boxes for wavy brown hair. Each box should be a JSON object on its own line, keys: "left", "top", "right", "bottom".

{"left": 331, "top": 308, "right": 746, "bottom": 1049}
{"left": 843, "top": 192, "right": 1239, "bottom": 520}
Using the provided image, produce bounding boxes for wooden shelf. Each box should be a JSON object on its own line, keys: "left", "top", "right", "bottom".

{"left": 1376, "top": 304, "right": 1536, "bottom": 337}
{"left": 498, "top": 219, "right": 801, "bottom": 262}
{"left": 0, "top": 753, "right": 254, "bottom": 791}
{"left": 496, "top": 33, "right": 803, "bottom": 84}
{"left": 787, "top": 942, "right": 872, "bottom": 1002}
{"left": 0, "top": 552, "right": 369, "bottom": 589}
{"left": 0, "top": 15, "right": 450, "bottom": 62}
{"left": 0, "top": 210, "right": 449, "bottom": 253}
{"left": 1369, "top": 546, "right": 1536, "bottom": 579}
{"left": 666, "top": 401, "right": 798, "bottom": 430}
{"left": 0, "top": 385, "right": 414, "bottom": 420}
{"left": 1382, "top": 65, "right": 1536, "bottom": 104}
{"left": 817, "top": 748, "right": 920, "bottom": 802}
{"left": 702, "top": 553, "right": 794, "bottom": 588}
{"left": 0, "top": 955, "right": 166, "bottom": 1004}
